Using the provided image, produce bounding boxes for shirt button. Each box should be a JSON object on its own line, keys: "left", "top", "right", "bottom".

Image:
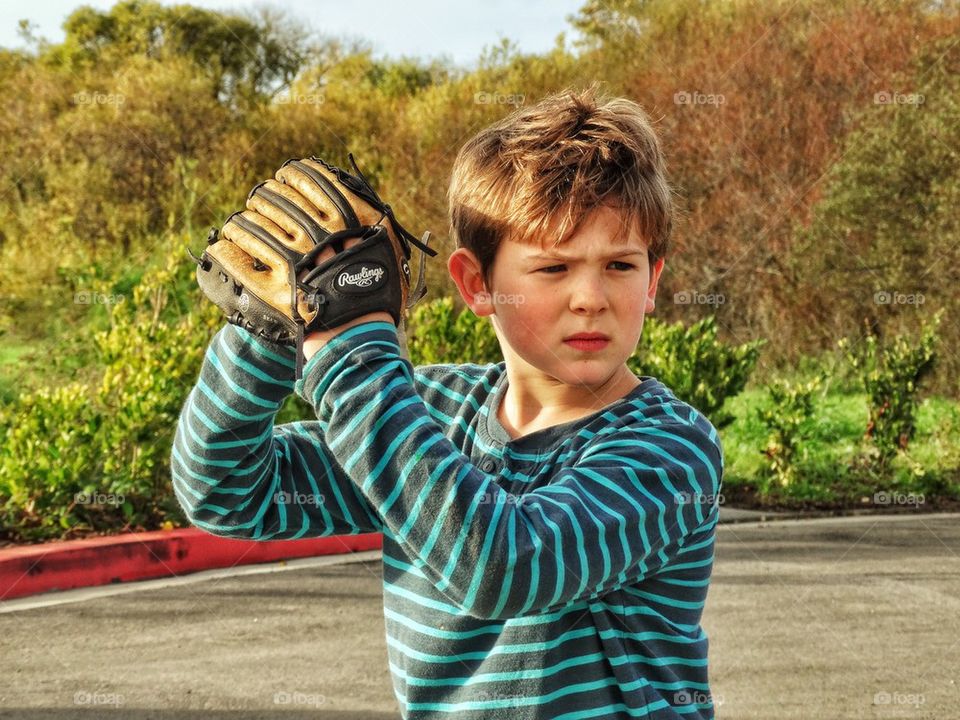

{"left": 481, "top": 459, "right": 497, "bottom": 473}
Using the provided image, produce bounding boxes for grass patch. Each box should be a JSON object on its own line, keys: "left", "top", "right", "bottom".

{"left": 720, "top": 381, "right": 960, "bottom": 508}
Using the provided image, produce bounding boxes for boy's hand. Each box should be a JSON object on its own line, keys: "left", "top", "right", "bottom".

{"left": 189, "top": 154, "right": 436, "bottom": 380}
{"left": 303, "top": 237, "right": 394, "bottom": 359}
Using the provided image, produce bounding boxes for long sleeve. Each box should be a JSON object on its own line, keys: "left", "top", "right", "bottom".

{"left": 295, "top": 321, "right": 724, "bottom": 621}
{"left": 171, "top": 323, "right": 383, "bottom": 539}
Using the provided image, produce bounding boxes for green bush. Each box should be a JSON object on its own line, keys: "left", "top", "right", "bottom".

{"left": 839, "top": 310, "right": 942, "bottom": 469}
{"left": 0, "top": 233, "right": 220, "bottom": 542}
{"left": 405, "top": 297, "right": 502, "bottom": 366}
{"left": 0, "top": 383, "right": 104, "bottom": 539}
{"left": 756, "top": 374, "right": 824, "bottom": 491}
{"left": 629, "top": 315, "right": 764, "bottom": 427}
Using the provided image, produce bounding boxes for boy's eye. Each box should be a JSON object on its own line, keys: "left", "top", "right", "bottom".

{"left": 535, "top": 262, "right": 636, "bottom": 273}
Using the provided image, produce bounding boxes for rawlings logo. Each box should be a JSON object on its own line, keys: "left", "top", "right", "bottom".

{"left": 337, "top": 264, "right": 385, "bottom": 290}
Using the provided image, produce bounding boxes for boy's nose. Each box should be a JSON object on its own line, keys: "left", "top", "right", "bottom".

{"left": 568, "top": 274, "right": 610, "bottom": 314}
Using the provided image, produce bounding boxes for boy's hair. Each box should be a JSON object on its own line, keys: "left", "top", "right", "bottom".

{"left": 448, "top": 83, "right": 673, "bottom": 289}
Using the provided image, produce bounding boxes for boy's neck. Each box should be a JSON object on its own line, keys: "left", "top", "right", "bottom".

{"left": 497, "top": 364, "right": 641, "bottom": 440}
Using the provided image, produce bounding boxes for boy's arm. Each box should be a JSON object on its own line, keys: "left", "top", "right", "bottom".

{"left": 171, "top": 323, "right": 383, "bottom": 539}
{"left": 296, "top": 321, "right": 725, "bottom": 620}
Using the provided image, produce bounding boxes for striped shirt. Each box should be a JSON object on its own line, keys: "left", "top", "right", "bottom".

{"left": 172, "top": 321, "right": 724, "bottom": 719}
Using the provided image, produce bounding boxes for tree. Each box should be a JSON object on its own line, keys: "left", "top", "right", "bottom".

{"left": 43, "top": 0, "right": 310, "bottom": 106}
{"left": 794, "top": 36, "right": 960, "bottom": 388}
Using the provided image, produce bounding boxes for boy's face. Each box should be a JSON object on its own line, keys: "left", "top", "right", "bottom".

{"left": 449, "top": 204, "right": 665, "bottom": 394}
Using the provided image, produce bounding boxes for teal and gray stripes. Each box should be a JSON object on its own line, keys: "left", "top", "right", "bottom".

{"left": 297, "top": 323, "right": 720, "bottom": 623}
{"left": 172, "top": 325, "right": 382, "bottom": 539}
{"left": 172, "top": 321, "right": 724, "bottom": 719}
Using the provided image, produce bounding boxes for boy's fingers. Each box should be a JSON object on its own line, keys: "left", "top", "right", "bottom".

{"left": 314, "top": 236, "right": 363, "bottom": 267}
{"left": 316, "top": 245, "right": 335, "bottom": 266}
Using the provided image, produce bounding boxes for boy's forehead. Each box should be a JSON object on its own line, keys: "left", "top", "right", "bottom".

{"left": 506, "top": 223, "right": 649, "bottom": 259}
{"left": 503, "top": 204, "right": 648, "bottom": 257}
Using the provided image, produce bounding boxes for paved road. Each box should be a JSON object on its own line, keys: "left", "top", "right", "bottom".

{"left": 1, "top": 513, "right": 958, "bottom": 719}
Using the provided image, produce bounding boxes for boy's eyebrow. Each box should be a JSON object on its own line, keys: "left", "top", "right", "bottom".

{"left": 526, "top": 249, "right": 647, "bottom": 261}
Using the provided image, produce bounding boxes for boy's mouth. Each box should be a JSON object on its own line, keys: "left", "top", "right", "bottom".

{"left": 563, "top": 332, "right": 610, "bottom": 351}
{"left": 564, "top": 332, "right": 610, "bottom": 341}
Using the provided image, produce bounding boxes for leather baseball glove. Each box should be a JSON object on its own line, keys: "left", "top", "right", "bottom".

{"left": 190, "top": 154, "right": 436, "bottom": 378}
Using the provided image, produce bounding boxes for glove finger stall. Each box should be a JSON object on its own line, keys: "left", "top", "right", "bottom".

{"left": 209, "top": 211, "right": 319, "bottom": 327}
{"left": 196, "top": 250, "right": 300, "bottom": 344}
{"left": 247, "top": 179, "right": 333, "bottom": 250}
{"left": 276, "top": 158, "right": 363, "bottom": 231}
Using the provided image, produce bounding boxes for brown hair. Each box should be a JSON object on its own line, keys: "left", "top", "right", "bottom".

{"left": 448, "top": 83, "right": 673, "bottom": 288}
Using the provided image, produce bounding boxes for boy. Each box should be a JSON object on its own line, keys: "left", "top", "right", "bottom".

{"left": 172, "top": 84, "right": 724, "bottom": 719}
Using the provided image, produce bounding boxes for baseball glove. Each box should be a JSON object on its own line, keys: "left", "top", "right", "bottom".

{"left": 189, "top": 154, "right": 437, "bottom": 378}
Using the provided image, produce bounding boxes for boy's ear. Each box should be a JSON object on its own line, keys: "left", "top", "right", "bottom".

{"left": 448, "top": 248, "right": 495, "bottom": 317}
{"left": 646, "top": 257, "right": 666, "bottom": 313}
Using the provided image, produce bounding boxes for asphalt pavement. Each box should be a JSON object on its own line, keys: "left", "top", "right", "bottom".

{"left": 1, "top": 513, "right": 957, "bottom": 719}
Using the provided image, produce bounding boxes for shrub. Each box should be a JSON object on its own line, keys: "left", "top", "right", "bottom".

{"left": 757, "top": 374, "right": 824, "bottom": 490}
{"left": 629, "top": 315, "right": 764, "bottom": 427}
{"left": 0, "top": 233, "right": 220, "bottom": 542}
{"left": 0, "top": 383, "right": 104, "bottom": 539}
{"left": 838, "top": 310, "right": 943, "bottom": 469}
{"left": 405, "top": 297, "right": 502, "bottom": 366}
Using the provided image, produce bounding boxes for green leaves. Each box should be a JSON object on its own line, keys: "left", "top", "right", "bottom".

{"left": 0, "top": 382, "right": 104, "bottom": 540}
{"left": 406, "top": 298, "right": 503, "bottom": 367}
{"left": 628, "top": 315, "right": 764, "bottom": 428}
{"left": 757, "top": 374, "right": 824, "bottom": 490}
{"left": 0, "top": 233, "right": 218, "bottom": 542}
{"left": 839, "top": 310, "right": 943, "bottom": 468}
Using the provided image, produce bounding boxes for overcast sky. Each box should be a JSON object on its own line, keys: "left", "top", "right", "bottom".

{"left": 1, "top": 0, "right": 587, "bottom": 69}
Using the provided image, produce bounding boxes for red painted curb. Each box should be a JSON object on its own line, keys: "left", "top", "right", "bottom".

{"left": 0, "top": 529, "right": 383, "bottom": 601}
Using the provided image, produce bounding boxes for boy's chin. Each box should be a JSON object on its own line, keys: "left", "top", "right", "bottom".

{"left": 551, "top": 361, "right": 630, "bottom": 389}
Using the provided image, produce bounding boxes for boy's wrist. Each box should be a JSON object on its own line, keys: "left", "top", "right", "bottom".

{"left": 302, "top": 312, "right": 395, "bottom": 361}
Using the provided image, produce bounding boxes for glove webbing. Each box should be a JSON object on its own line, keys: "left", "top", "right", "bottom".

{"left": 317, "top": 154, "right": 438, "bottom": 261}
